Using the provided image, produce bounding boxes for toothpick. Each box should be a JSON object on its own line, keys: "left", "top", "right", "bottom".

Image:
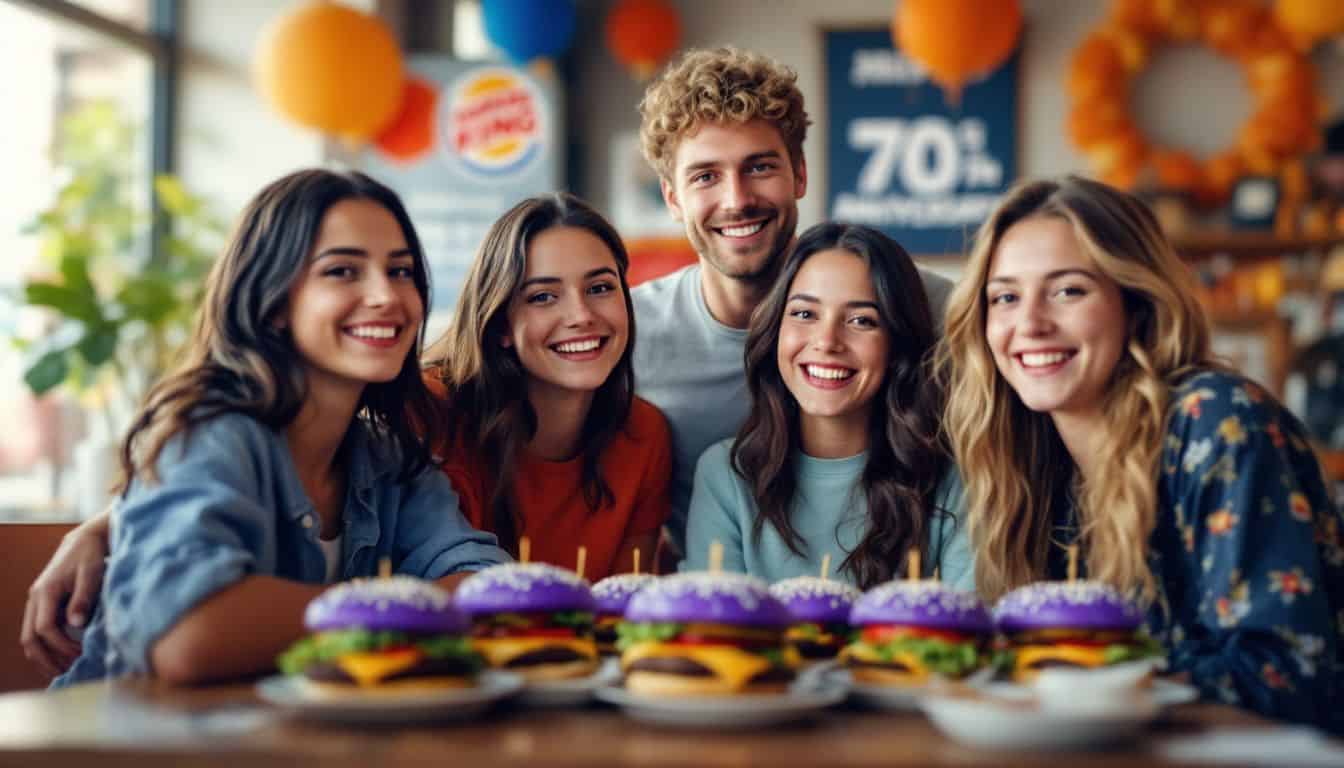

{"left": 1067, "top": 544, "right": 1078, "bottom": 583}
{"left": 907, "top": 548, "right": 921, "bottom": 582}
{"left": 576, "top": 546, "right": 587, "bottom": 580}
{"left": 819, "top": 553, "right": 831, "bottom": 581}
{"left": 378, "top": 557, "right": 391, "bottom": 579}
{"left": 933, "top": 566, "right": 941, "bottom": 582}
{"left": 519, "top": 536, "right": 531, "bottom": 564}
{"left": 709, "top": 540, "right": 724, "bottom": 573}
{"left": 632, "top": 548, "right": 641, "bottom": 575}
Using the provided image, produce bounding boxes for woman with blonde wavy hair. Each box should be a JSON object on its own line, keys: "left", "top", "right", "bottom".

{"left": 939, "top": 175, "right": 1343, "bottom": 730}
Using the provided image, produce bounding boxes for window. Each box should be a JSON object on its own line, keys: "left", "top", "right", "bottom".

{"left": 0, "top": 0, "right": 174, "bottom": 521}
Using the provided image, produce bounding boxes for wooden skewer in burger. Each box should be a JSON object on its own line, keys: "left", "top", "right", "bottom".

{"left": 590, "top": 547, "right": 658, "bottom": 656}
{"left": 990, "top": 545, "right": 1164, "bottom": 683}
{"left": 454, "top": 538, "right": 600, "bottom": 681}
{"left": 838, "top": 548, "right": 992, "bottom": 687}
{"left": 768, "top": 554, "right": 860, "bottom": 664}
{"left": 616, "top": 539, "right": 800, "bottom": 696}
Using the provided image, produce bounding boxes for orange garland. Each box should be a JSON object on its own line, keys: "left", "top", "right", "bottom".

{"left": 1067, "top": 0, "right": 1324, "bottom": 205}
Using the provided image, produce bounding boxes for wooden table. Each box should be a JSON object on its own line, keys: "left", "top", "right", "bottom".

{"left": 0, "top": 680, "right": 1297, "bottom": 767}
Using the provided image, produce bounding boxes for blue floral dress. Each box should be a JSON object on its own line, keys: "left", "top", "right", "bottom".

{"left": 1050, "top": 370, "right": 1343, "bottom": 732}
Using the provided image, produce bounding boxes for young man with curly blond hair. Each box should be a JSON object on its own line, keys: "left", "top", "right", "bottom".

{"left": 631, "top": 47, "right": 954, "bottom": 559}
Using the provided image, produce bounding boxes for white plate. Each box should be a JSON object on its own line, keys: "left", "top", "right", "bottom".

{"left": 255, "top": 670, "right": 524, "bottom": 724}
{"left": 594, "top": 683, "right": 846, "bottom": 729}
{"left": 520, "top": 660, "right": 622, "bottom": 707}
{"left": 921, "top": 691, "right": 1162, "bottom": 751}
{"left": 920, "top": 678, "right": 1199, "bottom": 751}
{"left": 981, "top": 678, "right": 1200, "bottom": 709}
{"left": 823, "top": 666, "right": 995, "bottom": 711}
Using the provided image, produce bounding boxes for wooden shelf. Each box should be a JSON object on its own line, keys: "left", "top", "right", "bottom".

{"left": 1173, "top": 232, "right": 1344, "bottom": 261}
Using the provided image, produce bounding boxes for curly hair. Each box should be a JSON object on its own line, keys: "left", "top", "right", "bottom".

{"left": 639, "top": 47, "right": 810, "bottom": 179}
{"left": 936, "top": 176, "right": 1216, "bottom": 602}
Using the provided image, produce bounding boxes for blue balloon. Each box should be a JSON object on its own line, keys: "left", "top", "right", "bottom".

{"left": 481, "top": 0, "right": 577, "bottom": 64}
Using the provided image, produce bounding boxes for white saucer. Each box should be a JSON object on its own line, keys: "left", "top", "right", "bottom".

{"left": 921, "top": 678, "right": 1199, "bottom": 751}
{"left": 594, "top": 683, "right": 846, "bottom": 728}
{"left": 520, "top": 660, "right": 622, "bottom": 707}
{"left": 823, "top": 666, "right": 995, "bottom": 711}
{"left": 255, "top": 670, "right": 524, "bottom": 724}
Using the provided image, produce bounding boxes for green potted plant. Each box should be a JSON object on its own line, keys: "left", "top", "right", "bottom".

{"left": 8, "top": 102, "right": 222, "bottom": 514}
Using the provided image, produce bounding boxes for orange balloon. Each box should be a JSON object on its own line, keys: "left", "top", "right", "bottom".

{"left": 375, "top": 77, "right": 439, "bottom": 163}
{"left": 254, "top": 1, "right": 403, "bottom": 142}
{"left": 1274, "top": 0, "right": 1344, "bottom": 50}
{"left": 1200, "top": 1, "right": 1267, "bottom": 57}
{"left": 894, "top": 0, "right": 1023, "bottom": 103}
{"left": 606, "top": 0, "right": 682, "bottom": 81}
{"left": 1067, "top": 98, "right": 1131, "bottom": 149}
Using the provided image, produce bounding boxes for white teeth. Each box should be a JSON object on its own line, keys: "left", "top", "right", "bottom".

{"left": 719, "top": 221, "right": 765, "bottom": 237}
{"left": 554, "top": 339, "right": 600, "bottom": 353}
{"left": 804, "top": 365, "right": 853, "bottom": 380}
{"left": 1020, "top": 351, "right": 1071, "bottom": 367}
{"left": 348, "top": 325, "right": 396, "bottom": 339}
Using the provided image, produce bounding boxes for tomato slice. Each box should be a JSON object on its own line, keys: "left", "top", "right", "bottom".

{"left": 861, "top": 625, "right": 971, "bottom": 644}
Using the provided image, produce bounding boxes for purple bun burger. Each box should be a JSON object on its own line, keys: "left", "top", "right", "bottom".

{"left": 617, "top": 571, "right": 798, "bottom": 697}
{"left": 455, "top": 563, "right": 599, "bottom": 681}
{"left": 277, "top": 576, "right": 482, "bottom": 695}
{"left": 769, "top": 577, "right": 860, "bottom": 662}
{"left": 992, "top": 580, "right": 1163, "bottom": 682}
{"left": 591, "top": 573, "right": 657, "bottom": 655}
{"left": 839, "top": 580, "right": 992, "bottom": 687}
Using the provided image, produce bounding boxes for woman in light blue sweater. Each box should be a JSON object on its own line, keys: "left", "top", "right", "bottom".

{"left": 684, "top": 223, "right": 972, "bottom": 591}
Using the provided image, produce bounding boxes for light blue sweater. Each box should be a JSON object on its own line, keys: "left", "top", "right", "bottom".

{"left": 682, "top": 438, "right": 974, "bottom": 592}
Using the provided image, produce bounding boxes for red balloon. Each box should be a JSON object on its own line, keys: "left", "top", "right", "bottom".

{"left": 374, "top": 77, "right": 439, "bottom": 163}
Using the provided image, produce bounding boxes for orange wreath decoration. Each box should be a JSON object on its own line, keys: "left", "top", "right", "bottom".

{"left": 1067, "top": 0, "right": 1325, "bottom": 205}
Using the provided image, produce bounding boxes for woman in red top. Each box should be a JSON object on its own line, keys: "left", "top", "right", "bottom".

{"left": 424, "top": 193, "right": 671, "bottom": 579}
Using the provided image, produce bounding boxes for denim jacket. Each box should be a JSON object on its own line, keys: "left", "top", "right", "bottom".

{"left": 54, "top": 412, "right": 509, "bottom": 686}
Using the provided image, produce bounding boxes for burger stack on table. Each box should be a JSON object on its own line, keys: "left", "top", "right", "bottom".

{"left": 256, "top": 541, "right": 1190, "bottom": 749}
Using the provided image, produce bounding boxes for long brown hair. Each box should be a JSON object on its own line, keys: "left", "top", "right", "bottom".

{"left": 733, "top": 222, "right": 950, "bottom": 588}
{"left": 937, "top": 176, "right": 1215, "bottom": 600}
{"left": 426, "top": 193, "right": 636, "bottom": 554}
{"left": 116, "top": 169, "right": 441, "bottom": 491}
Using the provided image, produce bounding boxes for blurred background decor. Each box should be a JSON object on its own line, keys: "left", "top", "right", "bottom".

{"left": 604, "top": 0, "right": 681, "bottom": 82}
{"left": 9, "top": 102, "right": 222, "bottom": 518}
{"left": 1067, "top": 0, "right": 1324, "bottom": 200}
{"left": 253, "top": 0, "right": 405, "bottom": 144}
{"left": 892, "top": 0, "right": 1023, "bottom": 105}
{"left": 481, "top": 0, "right": 577, "bottom": 71}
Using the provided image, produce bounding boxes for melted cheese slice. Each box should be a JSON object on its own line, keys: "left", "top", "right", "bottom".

{"left": 621, "top": 642, "right": 796, "bottom": 691}
{"left": 1014, "top": 643, "right": 1109, "bottom": 674}
{"left": 336, "top": 649, "right": 424, "bottom": 687}
{"left": 473, "top": 636, "right": 597, "bottom": 668}
{"left": 837, "top": 643, "right": 929, "bottom": 681}
{"left": 784, "top": 627, "right": 837, "bottom": 646}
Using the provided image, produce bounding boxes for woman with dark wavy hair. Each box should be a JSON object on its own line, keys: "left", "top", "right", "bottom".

{"left": 424, "top": 193, "right": 671, "bottom": 580}
{"left": 683, "top": 222, "right": 970, "bottom": 589}
{"left": 42, "top": 169, "right": 507, "bottom": 686}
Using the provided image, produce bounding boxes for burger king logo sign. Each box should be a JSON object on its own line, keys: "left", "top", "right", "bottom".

{"left": 441, "top": 67, "right": 547, "bottom": 178}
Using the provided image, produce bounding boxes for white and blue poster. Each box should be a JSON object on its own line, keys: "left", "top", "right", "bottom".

{"left": 824, "top": 28, "right": 1018, "bottom": 255}
{"left": 364, "top": 56, "right": 563, "bottom": 333}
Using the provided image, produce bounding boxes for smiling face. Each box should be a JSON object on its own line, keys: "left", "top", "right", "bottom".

{"left": 283, "top": 198, "right": 423, "bottom": 401}
{"left": 985, "top": 215, "right": 1128, "bottom": 423}
{"left": 661, "top": 119, "right": 806, "bottom": 285}
{"left": 777, "top": 248, "right": 888, "bottom": 445}
{"left": 502, "top": 225, "right": 629, "bottom": 400}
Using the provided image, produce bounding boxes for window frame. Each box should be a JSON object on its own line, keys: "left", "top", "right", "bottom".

{"left": 4, "top": 0, "right": 179, "bottom": 264}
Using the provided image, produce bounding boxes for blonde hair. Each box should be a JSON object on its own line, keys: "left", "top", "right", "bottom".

{"left": 937, "top": 176, "right": 1216, "bottom": 601}
{"left": 638, "top": 47, "right": 810, "bottom": 179}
